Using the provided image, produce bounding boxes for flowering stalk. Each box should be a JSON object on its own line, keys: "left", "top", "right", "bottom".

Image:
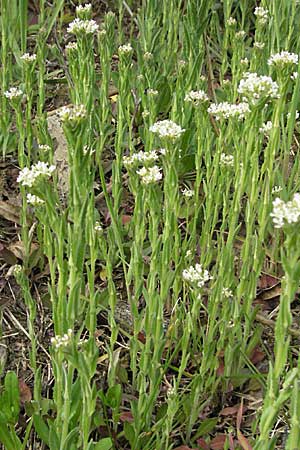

{"left": 21, "top": 53, "right": 37, "bottom": 162}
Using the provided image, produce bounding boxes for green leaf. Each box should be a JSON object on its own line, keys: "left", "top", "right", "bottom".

{"left": 0, "top": 423, "right": 22, "bottom": 450}
{"left": 61, "top": 428, "right": 79, "bottom": 450}
{"left": 4, "top": 371, "right": 20, "bottom": 422}
{"left": 106, "top": 384, "right": 122, "bottom": 409}
{"left": 49, "top": 423, "right": 60, "bottom": 450}
{"left": 94, "top": 437, "right": 113, "bottom": 450}
{"left": 33, "top": 415, "right": 49, "bottom": 446}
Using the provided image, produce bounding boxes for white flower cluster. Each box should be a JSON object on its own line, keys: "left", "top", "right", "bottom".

{"left": 38, "top": 144, "right": 51, "bottom": 152}
{"left": 59, "top": 104, "right": 87, "bottom": 124}
{"left": 65, "top": 42, "right": 78, "bottom": 52}
{"left": 17, "top": 162, "right": 56, "bottom": 188}
{"left": 94, "top": 221, "right": 103, "bottom": 232}
{"left": 236, "top": 30, "right": 246, "bottom": 39}
{"left": 227, "top": 17, "right": 236, "bottom": 26}
{"left": 20, "top": 53, "right": 37, "bottom": 63}
{"left": 220, "top": 153, "right": 234, "bottom": 166}
{"left": 147, "top": 89, "right": 158, "bottom": 96}
{"left": 184, "top": 90, "right": 209, "bottom": 106}
{"left": 270, "top": 193, "right": 300, "bottom": 228}
{"left": 238, "top": 72, "right": 279, "bottom": 104}
{"left": 67, "top": 18, "right": 99, "bottom": 35}
{"left": 254, "top": 42, "right": 265, "bottom": 50}
{"left": 123, "top": 150, "right": 158, "bottom": 168}
{"left": 182, "top": 263, "right": 211, "bottom": 288}
{"left": 268, "top": 51, "right": 299, "bottom": 69}
{"left": 4, "top": 87, "right": 24, "bottom": 100}
{"left": 76, "top": 3, "right": 92, "bottom": 14}
{"left": 150, "top": 120, "right": 185, "bottom": 140}
{"left": 272, "top": 185, "right": 282, "bottom": 194}
{"left": 13, "top": 264, "right": 22, "bottom": 276}
{"left": 143, "top": 52, "right": 153, "bottom": 61}
{"left": 51, "top": 329, "right": 73, "bottom": 349}
{"left": 26, "top": 193, "right": 44, "bottom": 206}
{"left": 207, "top": 101, "right": 250, "bottom": 120}
{"left": 136, "top": 166, "right": 162, "bottom": 185}
{"left": 240, "top": 58, "right": 249, "bottom": 66}
{"left": 254, "top": 7, "right": 268, "bottom": 25}
{"left": 259, "top": 121, "right": 273, "bottom": 134}
{"left": 222, "top": 287, "right": 233, "bottom": 298}
{"left": 182, "top": 188, "right": 194, "bottom": 198}
{"left": 118, "top": 43, "right": 133, "bottom": 54}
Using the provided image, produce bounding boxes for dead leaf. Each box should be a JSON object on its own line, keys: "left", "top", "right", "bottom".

{"left": 258, "top": 273, "right": 279, "bottom": 289}
{"left": 236, "top": 399, "right": 243, "bottom": 430}
{"left": 0, "top": 200, "right": 21, "bottom": 224}
{"left": 173, "top": 446, "right": 197, "bottom": 450}
{"left": 210, "top": 434, "right": 226, "bottom": 450}
{"left": 197, "top": 438, "right": 210, "bottom": 450}
{"left": 220, "top": 403, "right": 246, "bottom": 417}
{"left": 121, "top": 215, "right": 132, "bottom": 225}
{"left": 8, "top": 241, "right": 39, "bottom": 262}
{"left": 0, "top": 243, "right": 17, "bottom": 265}
{"left": 255, "top": 284, "right": 281, "bottom": 302}
{"left": 216, "top": 360, "right": 224, "bottom": 376}
{"left": 120, "top": 411, "right": 134, "bottom": 423}
{"left": 250, "top": 347, "right": 265, "bottom": 365}
{"left": 47, "top": 109, "right": 69, "bottom": 198}
{"left": 19, "top": 380, "right": 32, "bottom": 404}
{"left": 237, "top": 430, "right": 252, "bottom": 450}
{"left": 235, "top": 399, "right": 253, "bottom": 449}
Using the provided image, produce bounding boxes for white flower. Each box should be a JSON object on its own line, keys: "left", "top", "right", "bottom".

{"left": 118, "top": 43, "right": 133, "bottom": 54}
{"left": 222, "top": 287, "right": 233, "bottom": 298}
{"left": 254, "top": 7, "right": 268, "bottom": 25}
{"left": 51, "top": 329, "right": 73, "bottom": 349}
{"left": 238, "top": 72, "right": 279, "bottom": 104}
{"left": 254, "top": 42, "right": 265, "bottom": 50}
{"left": 136, "top": 165, "right": 162, "bottom": 184}
{"left": 67, "top": 18, "right": 98, "bottom": 35}
{"left": 287, "top": 111, "right": 299, "bottom": 120}
{"left": 150, "top": 120, "right": 185, "bottom": 140}
{"left": 207, "top": 101, "right": 250, "bottom": 120}
{"left": 26, "top": 193, "right": 44, "bottom": 205}
{"left": 184, "top": 90, "right": 209, "bottom": 106}
{"left": 20, "top": 53, "right": 37, "bottom": 63}
{"left": 59, "top": 104, "right": 87, "bottom": 124}
{"left": 268, "top": 51, "right": 298, "bottom": 68}
{"left": 178, "top": 59, "right": 187, "bottom": 68}
{"left": 4, "top": 87, "right": 24, "bottom": 100}
{"left": 270, "top": 193, "right": 300, "bottom": 228}
{"left": 220, "top": 153, "right": 234, "bottom": 166}
{"left": 259, "top": 121, "right": 273, "bottom": 134}
{"left": 182, "top": 188, "right": 194, "bottom": 198}
{"left": 182, "top": 263, "right": 211, "bottom": 288}
{"left": 17, "top": 162, "right": 55, "bottom": 187}
{"left": 291, "top": 72, "right": 298, "bottom": 80}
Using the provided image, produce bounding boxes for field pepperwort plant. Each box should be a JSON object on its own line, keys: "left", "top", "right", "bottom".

{"left": 1, "top": 0, "right": 300, "bottom": 449}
